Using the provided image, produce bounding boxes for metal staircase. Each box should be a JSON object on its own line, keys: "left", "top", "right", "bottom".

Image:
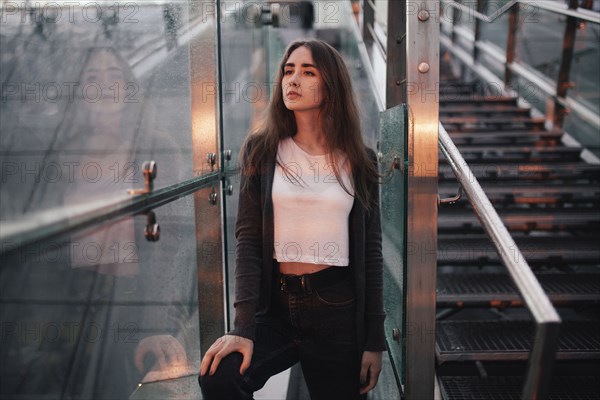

{"left": 435, "top": 69, "right": 600, "bottom": 399}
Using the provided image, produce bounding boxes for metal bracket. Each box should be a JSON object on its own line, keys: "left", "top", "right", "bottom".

{"left": 438, "top": 185, "right": 463, "bottom": 205}
{"left": 206, "top": 153, "right": 217, "bottom": 172}
{"left": 125, "top": 161, "right": 160, "bottom": 241}
{"left": 224, "top": 179, "right": 233, "bottom": 196}
{"left": 128, "top": 161, "right": 157, "bottom": 195}
{"left": 209, "top": 187, "right": 218, "bottom": 205}
{"left": 378, "top": 154, "right": 403, "bottom": 184}
{"left": 392, "top": 328, "right": 401, "bottom": 342}
{"left": 261, "top": 3, "right": 280, "bottom": 27}
{"left": 144, "top": 211, "right": 160, "bottom": 242}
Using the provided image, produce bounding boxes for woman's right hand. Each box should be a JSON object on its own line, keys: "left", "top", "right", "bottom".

{"left": 199, "top": 335, "right": 254, "bottom": 376}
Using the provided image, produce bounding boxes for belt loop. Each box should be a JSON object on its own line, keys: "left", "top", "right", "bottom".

{"left": 300, "top": 275, "right": 306, "bottom": 291}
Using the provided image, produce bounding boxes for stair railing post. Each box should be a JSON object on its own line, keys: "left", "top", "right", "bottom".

{"left": 404, "top": 1, "right": 439, "bottom": 398}
{"left": 504, "top": 3, "right": 519, "bottom": 88}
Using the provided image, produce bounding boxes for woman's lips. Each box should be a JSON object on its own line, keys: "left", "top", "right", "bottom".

{"left": 287, "top": 92, "right": 300, "bottom": 99}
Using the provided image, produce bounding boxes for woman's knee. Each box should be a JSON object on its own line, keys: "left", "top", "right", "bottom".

{"left": 198, "top": 352, "right": 248, "bottom": 397}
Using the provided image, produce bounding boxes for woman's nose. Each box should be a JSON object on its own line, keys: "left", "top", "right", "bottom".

{"left": 288, "top": 72, "right": 300, "bottom": 86}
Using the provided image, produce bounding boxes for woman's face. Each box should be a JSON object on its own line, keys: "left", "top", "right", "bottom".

{"left": 80, "top": 49, "right": 128, "bottom": 114}
{"left": 281, "top": 46, "right": 325, "bottom": 113}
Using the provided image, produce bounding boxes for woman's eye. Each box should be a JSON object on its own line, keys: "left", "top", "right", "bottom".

{"left": 284, "top": 70, "right": 292, "bottom": 75}
{"left": 305, "top": 71, "right": 315, "bottom": 76}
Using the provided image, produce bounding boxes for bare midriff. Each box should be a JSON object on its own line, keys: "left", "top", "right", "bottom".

{"left": 278, "top": 261, "right": 333, "bottom": 275}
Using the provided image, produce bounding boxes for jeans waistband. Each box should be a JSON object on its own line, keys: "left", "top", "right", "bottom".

{"left": 276, "top": 262, "right": 351, "bottom": 293}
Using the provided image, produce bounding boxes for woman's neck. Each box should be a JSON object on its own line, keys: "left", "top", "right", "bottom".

{"left": 293, "top": 111, "right": 327, "bottom": 151}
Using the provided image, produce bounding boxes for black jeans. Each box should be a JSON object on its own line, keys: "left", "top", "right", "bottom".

{"left": 199, "top": 260, "right": 366, "bottom": 400}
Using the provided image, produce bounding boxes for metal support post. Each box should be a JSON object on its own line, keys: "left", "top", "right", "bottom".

{"left": 404, "top": 1, "right": 439, "bottom": 398}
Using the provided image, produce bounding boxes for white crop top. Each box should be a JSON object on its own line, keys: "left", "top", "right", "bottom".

{"left": 272, "top": 137, "right": 354, "bottom": 266}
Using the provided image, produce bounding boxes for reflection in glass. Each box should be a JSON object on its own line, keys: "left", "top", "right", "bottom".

{"left": 0, "top": 194, "right": 200, "bottom": 399}
{"left": 1, "top": 3, "right": 200, "bottom": 399}
{"left": 1, "top": 4, "right": 194, "bottom": 220}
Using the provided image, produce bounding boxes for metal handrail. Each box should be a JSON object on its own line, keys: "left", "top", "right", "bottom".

{"left": 0, "top": 172, "right": 221, "bottom": 256}
{"left": 440, "top": 0, "right": 600, "bottom": 24}
{"left": 523, "top": 0, "right": 599, "bottom": 23}
{"left": 439, "top": 123, "right": 562, "bottom": 400}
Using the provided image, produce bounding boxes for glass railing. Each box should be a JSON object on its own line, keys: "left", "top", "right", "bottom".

{"left": 1, "top": 194, "right": 203, "bottom": 399}
{"left": 1, "top": 1, "right": 415, "bottom": 398}
{"left": 378, "top": 104, "right": 408, "bottom": 388}
{"left": 0, "top": 2, "right": 221, "bottom": 398}
{"left": 0, "top": 1, "right": 205, "bottom": 221}
{"left": 440, "top": 0, "right": 600, "bottom": 157}
{"left": 218, "top": 2, "right": 404, "bottom": 397}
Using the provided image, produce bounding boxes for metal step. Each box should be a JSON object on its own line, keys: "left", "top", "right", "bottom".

{"left": 440, "top": 107, "right": 531, "bottom": 117}
{"left": 439, "top": 96, "right": 518, "bottom": 106}
{"left": 439, "top": 82, "right": 481, "bottom": 95}
{"left": 438, "top": 208, "right": 600, "bottom": 232}
{"left": 438, "top": 182, "right": 600, "bottom": 205}
{"left": 435, "top": 68, "right": 599, "bottom": 399}
{"left": 438, "top": 162, "right": 600, "bottom": 182}
{"left": 437, "top": 236, "right": 600, "bottom": 266}
{"left": 438, "top": 376, "right": 600, "bottom": 400}
{"left": 436, "top": 320, "right": 600, "bottom": 363}
{"left": 440, "top": 146, "right": 582, "bottom": 162}
{"left": 448, "top": 130, "right": 563, "bottom": 146}
{"left": 441, "top": 116, "right": 546, "bottom": 128}
{"left": 436, "top": 273, "right": 600, "bottom": 305}
{"left": 443, "top": 123, "right": 546, "bottom": 133}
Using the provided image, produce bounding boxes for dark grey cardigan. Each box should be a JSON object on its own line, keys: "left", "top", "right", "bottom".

{"left": 227, "top": 138, "right": 387, "bottom": 352}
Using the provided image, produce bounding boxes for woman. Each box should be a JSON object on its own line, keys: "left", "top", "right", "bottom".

{"left": 199, "top": 39, "right": 386, "bottom": 399}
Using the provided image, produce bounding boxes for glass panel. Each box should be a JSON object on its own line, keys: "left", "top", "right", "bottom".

{"left": 0, "top": 194, "right": 200, "bottom": 399}
{"left": 564, "top": 106, "right": 600, "bottom": 158}
{"left": 0, "top": 2, "right": 222, "bottom": 397}
{"left": 0, "top": 2, "right": 198, "bottom": 221}
{"left": 336, "top": 0, "right": 381, "bottom": 145}
{"left": 478, "top": 51, "right": 506, "bottom": 83}
{"left": 452, "top": 0, "right": 476, "bottom": 54}
{"left": 512, "top": 7, "right": 600, "bottom": 156}
{"left": 441, "top": 10, "right": 453, "bottom": 37}
{"left": 379, "top": 104, "right": 408, "bottom": 384}
{"left": 477, "top": 1, "right": 509, "bottom": 81}
{"left": 568, "top": 21, "right": 600, "bottom": 112}
{"left": 479, "top": 1, "right": 509, "bottom": 50}
{"left": 217, "top": 2, "right": 405, "bottom": 395}
{"left": 217, "top": 0, "right": 273, "bottom": 334}
{"left": 220, "top": 0, "right": 384, "bottom": 332}
{"left": 374, "top": 0, "right": 388, "bottom": 35}
{"left": 515, "top": 7, "right": 565, "bottom": 81}
{"left": 456, "top": 0, "right": 477, "bottom": 33}
{"left": 566, "top": 20, "right": 600, "bottom": 157}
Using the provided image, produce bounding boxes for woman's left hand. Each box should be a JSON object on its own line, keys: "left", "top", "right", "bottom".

{"left": 359, "top": 351, "right": 383, "bottom": 395}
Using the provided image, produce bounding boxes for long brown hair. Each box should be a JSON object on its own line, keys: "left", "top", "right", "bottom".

{"left": 238, "top": 39, "right": 381, "bottom": 214}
